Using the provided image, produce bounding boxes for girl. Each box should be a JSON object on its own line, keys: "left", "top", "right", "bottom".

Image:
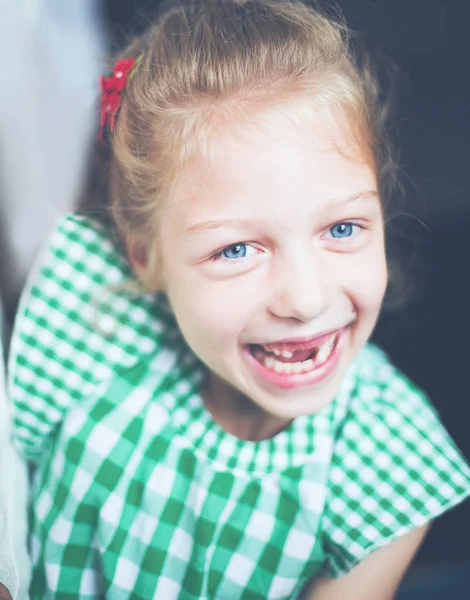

{"left": 8, "top": 0, "right": 470, "bottom": 598}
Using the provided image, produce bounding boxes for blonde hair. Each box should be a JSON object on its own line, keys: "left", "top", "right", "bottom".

{"left": 102, "top": 0, "right": 393, "bottom": 291}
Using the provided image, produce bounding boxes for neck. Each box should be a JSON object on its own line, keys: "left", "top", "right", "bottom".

{"left": 202, "top": 373, "right": 290, "bottom": 442}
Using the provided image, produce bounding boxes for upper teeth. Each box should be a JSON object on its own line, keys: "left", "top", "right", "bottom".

{"left": 316, "top": 339, "right": 332, "bottom": 363}
{"left": 272, "top": 349, "right": 293, "bottom": 358}
{"left": 257, "top": 333, "right": 337, "bottom": 374}
{"left": 262, "top": 334, "right": 336, "bottom": 358}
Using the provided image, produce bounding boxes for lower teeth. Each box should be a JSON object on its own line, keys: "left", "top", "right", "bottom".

{"left": 263, "top": 356, "right": 314, "bottom": 374}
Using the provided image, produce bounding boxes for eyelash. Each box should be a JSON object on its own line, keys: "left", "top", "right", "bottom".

{"left": 210, "top": 221, "right": 364, "bottom": 263}
{"left": 211, "top": 242, "right": 257, "bottom": 263}
{"left": 324, "top": 221, "right": 364, "bottom": 240}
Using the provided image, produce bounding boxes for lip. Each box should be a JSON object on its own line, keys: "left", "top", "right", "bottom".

{"left": 244, "top": 326, "right": 348, "bottom": 390}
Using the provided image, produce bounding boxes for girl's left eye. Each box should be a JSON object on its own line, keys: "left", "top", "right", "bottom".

{"left": 222, "top": 243, "right": 248, "bottom": 259}
{"left": 212, "top": 242, "right": 256, "bottom": 261}
{"left": 326, "top": 222, "right": 360, "bottom": 239}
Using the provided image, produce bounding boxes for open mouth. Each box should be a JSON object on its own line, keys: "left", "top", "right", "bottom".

{"left": 248, "top": 332, "right": 339, "bottom": 376}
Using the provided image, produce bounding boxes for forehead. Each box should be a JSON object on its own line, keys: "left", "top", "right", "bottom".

{"left": 166, "top": 102, "right": 377, "bottom": 226}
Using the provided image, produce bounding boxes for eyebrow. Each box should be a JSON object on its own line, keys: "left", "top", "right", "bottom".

{"left": 187, "top": 217, "right": 256, "bottom": 233}
{"left": 322, "top": 189, "right": 379, "bottom": 211}
{"left": 186, "top": 189, "right": 379, "bottom": 233}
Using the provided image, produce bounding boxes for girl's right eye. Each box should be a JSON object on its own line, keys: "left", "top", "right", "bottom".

{"left": 212, "top": 242, "right": 256, "bottom": 262}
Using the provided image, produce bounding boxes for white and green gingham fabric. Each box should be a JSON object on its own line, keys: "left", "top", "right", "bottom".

{"left": 8, "top": 215, "right": 470, "bottom": 599}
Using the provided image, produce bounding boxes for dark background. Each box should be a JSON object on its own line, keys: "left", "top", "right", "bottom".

{"left": 102, "top": 0, "right": 470, "bottom": 568}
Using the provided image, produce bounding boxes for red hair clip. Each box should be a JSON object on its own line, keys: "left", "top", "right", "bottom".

{"left": 99, "top": 57, "right": 139, "bottom": 144}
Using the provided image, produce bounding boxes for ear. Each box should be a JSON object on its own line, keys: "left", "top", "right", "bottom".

{"left": 127, "top": 237, "right": 150, "bottom": 280}
{"left": 127, "top": 235, "right": 163, "bottom": 292}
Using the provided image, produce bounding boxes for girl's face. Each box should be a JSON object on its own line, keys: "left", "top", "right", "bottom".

{"left": 143, "top": 105, "right": 387, "bottom": 437}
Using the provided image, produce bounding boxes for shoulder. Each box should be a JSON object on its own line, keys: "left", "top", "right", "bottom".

{"left": 321, "top": 343, "right": 470, "bottom": 577}
{"left": 343, "top": 343, "right": 437, "bottom": 424}
{"left": 349, "top": 342, "right": 413, "bottom": 394}
{"left": 338, "top": 344, "right": 467, "bottom": 460}
{"left": 8, "top": 213, "right": 178, "bottom": 462}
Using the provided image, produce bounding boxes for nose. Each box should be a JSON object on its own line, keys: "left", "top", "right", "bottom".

{"left": 268, "top": 250, "right": 331, "bottom": 323}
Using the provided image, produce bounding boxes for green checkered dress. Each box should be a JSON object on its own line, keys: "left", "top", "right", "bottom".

{"left": 8, "top": 215, "right": 470, "bottom": 599}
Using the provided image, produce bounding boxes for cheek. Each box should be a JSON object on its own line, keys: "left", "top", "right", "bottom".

{"left": 165, "top": 274, "right": 257, "bottom": 350}
{"left": 341, "top": 248, "right": 388, "bottom": 312}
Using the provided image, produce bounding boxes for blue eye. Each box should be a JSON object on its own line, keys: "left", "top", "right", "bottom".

{"left": 221, "top": 243, "right": 248, "bottom": 259}
{"left": 329, "top": 222, "right": 355, "bottom": 238}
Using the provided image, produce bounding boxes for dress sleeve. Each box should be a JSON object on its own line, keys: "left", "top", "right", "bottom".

{"left": 321, "top": 354, "right": 470, "bottom": 577}
{"left": 30, "top": 403, "right": 102, "bottom": 599}
{"left": 29, "top": 358, "right": 162, "bottom": 599}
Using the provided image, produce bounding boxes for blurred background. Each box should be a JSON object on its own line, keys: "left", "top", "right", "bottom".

{"left": 0, "top": 1, "right": 469, "bottom": 598}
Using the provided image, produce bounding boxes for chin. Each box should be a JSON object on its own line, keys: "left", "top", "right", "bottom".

{"left": 253, "top": 381, "right": 340, "bottom": 420}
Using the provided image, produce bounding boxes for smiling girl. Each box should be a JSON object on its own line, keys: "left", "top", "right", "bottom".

{"left": 8, "top": 0, "right": 470, "bottom": 598}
